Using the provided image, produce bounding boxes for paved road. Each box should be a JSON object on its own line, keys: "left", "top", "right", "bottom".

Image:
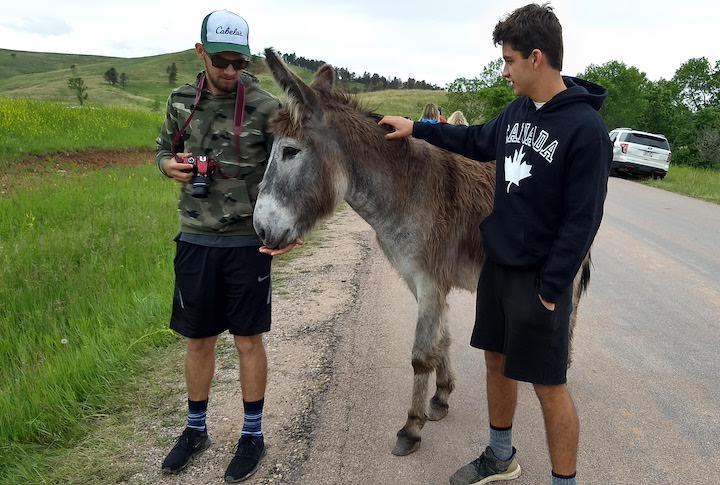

{"left": 295, "top": 178, "right": 720, "bottom": 485}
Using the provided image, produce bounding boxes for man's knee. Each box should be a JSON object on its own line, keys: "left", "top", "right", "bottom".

{"left": 484, "top": 350, "right": 505, "bottom": 374}
{"left": 533, "top": 382, "right": 569, "bottom": 406}
{"left": 187, "top": 336, "right": 217, "bottom": 355}
{"left": 234, "top": 334, "right": 264, "bottom": 355}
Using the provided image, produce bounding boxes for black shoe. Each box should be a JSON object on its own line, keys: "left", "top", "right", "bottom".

{"left": 161, "top": 427, "right": 212, "bottom": 474}
{"left": 224, "top": 435, "right": 266, "bottom": 483}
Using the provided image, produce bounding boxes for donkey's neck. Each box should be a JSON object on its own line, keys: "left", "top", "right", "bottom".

{"left": 340, "top": 136, "right": 422, "bottom": 231}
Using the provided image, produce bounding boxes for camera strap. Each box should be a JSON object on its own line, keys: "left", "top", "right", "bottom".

{"left": 171, "top": 73, "right": 247, "bottom": 165}
{"left": 233, "top": 82, "right": 246, "bottom": 163}
{"left": 171, "top": 74, "right": 206, "bottom": 157}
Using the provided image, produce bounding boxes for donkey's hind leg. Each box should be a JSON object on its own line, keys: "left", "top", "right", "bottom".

{"left": 393, "top": 282, "right": 447, "bottom": 456}
{"left": 428, "top": 321, "right": 454, "bottom": 421}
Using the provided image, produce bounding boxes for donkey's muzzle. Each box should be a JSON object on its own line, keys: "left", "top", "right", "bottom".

{"left": 256, "top": 227, "right": 291, "bottom": 250}
{"left": 253, "top": 193, "right": 300, "bottom": 249}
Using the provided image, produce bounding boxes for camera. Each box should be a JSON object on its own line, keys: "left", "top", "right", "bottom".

{"left": 178, "top": 155, "right": 217, "bottom": 198}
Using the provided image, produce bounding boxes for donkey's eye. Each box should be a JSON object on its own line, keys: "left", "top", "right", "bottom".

{"left": 282, "top": 147, "right": 301, "bottom": 160}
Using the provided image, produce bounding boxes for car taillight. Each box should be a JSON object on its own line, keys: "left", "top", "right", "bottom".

{"left": 620, "top": 143, "right": 628, "bottom": 154}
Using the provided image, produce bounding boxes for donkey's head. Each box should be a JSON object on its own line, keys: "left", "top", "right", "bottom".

{"left": 253, "top": 49, "right": 352, "bottom": 249}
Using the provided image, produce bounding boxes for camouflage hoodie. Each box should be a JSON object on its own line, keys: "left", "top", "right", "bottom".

{"left": 155, "top": 71, "right": 280, "bottom": 237}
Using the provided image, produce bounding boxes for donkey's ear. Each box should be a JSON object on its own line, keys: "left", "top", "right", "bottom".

{"left": 311, "top": 64, "right": 335, "bottom": 94}
{"left": 264, "top": 48, "right": 318, "bottom": 111}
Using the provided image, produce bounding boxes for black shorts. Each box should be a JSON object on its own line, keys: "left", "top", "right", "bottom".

{"left": 170, "top": 242, "right": 272, "bottom": 339}
{"left": 471, "top": 259, "right": 573, "bottom": 385}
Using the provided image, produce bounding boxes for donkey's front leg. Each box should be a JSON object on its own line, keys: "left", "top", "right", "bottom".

{"left": 392, "top": 285, "right": 447, "bottom": 456}
{"left": 428, "top": 321, "right": 454, "bottom": 421}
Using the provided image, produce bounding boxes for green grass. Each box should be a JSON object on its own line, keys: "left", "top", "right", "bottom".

{"left": 358, "top": 89, "right": 448, "bottom": 118}
{"left": 0, "top": 49, "right": 114, "bottom": 81}
{"left": 0, "top": 164, "right": 180, "bottom": 480}
{"left": 0, "top": 97, "right": 162, "bottom": 162}
{"left": 644, "top": 165, "right": 720, "bottom": 204}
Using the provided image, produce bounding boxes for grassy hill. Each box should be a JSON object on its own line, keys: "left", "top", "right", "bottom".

{"left": 0, "top": 48, "right": 445, "bottom": 117}
{"left": 0, "top": 48, "right": 216, "bottom": 110}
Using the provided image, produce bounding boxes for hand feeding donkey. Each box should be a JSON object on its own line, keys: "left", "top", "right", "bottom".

{"left": 253, "top": 49, "right": 590, "bottom": 456}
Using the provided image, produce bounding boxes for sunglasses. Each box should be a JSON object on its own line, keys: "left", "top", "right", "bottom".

{"left": 207, "top": 54, "right": 248, "bottom": 70}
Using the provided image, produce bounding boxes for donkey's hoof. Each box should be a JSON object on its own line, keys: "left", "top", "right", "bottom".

{"left": 392, "top": 430, "right": 421, "bottom": 456}
{"left": 428, "top": 407, "right": 448, "bottom": 421}
{"left": 392, "top": 436, "right": 421, "bottom": 456}
{"left": 428, "top": 396, "right": 449, "bottom": 421}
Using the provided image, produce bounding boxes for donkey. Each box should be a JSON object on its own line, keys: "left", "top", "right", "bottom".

{"left": 253, "top": 49, "right": 590, "bottom": 456}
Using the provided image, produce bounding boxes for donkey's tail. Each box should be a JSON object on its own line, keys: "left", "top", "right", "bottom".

{"left": 579, "top": 252, "right": 592, "bottom": 296}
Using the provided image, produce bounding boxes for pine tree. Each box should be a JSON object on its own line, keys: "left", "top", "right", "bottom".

{"left": 103, "top": 67, "right": 118, "bottom": 85}
{"left": 167, "top": 63, "right": 178, "bottom": 85}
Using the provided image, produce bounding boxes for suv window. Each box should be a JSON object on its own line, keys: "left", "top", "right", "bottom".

{"left": 609, "top": 131, "right": 618, "bottom": 142}
{"left": 619, "top": 132, "right": 670, "bottom": 150}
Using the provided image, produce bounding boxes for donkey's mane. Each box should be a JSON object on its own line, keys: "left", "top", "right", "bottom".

{"left": 270, "top": 86, "right": 380, "bottom": 137}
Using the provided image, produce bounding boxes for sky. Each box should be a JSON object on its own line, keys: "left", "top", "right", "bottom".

{"left": 1, "top": 0, "right": 718, "bottom": 87}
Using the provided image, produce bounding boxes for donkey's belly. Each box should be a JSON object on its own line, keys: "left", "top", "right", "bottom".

{"left": 373, "top": 233, "right": 426, "bottom": 296}
{"left": 452, "top": 261, "right": 481, "bottom": 293}
{"left": 374, "top": 231, "right": 481, "bottom": 297}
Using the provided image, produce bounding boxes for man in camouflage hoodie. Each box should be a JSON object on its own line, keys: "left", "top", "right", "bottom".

{"left": 155, "top": 10, "right": 300, "bottom": 482}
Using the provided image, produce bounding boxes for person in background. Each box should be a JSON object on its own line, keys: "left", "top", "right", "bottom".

{"left": 419, "top": 102, "right": 441, "bottom": 123}
{"left": 447, "top": 110, "right": 469, "bottom": 126}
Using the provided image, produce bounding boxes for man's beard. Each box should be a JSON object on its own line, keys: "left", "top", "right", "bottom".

{"left": 209, "top": 72, "right": 238, "bottom": 94}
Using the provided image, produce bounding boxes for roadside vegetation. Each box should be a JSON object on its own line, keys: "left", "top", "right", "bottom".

{"left": 0, "top": 165, "right": 177, "bottom": 480}
{"left": 643, "top": 165, "right": 720, "bottom": 204}
{"left": 0, "top": 97, "right": 162, "bottom": 162}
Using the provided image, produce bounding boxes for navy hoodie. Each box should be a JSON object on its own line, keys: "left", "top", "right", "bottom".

{"left": 413, "top": 77, "right": 611, "bottom": 302}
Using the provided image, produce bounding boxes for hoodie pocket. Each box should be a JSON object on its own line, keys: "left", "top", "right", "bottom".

{"left": 480, "top": 210, "right": 528, "bottom": 263}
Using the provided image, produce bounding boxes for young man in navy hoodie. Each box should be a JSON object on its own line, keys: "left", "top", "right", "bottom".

{"left": 380, "top": 4, "right": 611, "bottom": 485}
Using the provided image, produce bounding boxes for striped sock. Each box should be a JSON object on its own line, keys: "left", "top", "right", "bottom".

{"left": 241, "top": 398, "right": 264, "bottom": 439}
{"left": 187, "top": 398, "right": 208, "bottom": 432}
{"left": 552, "top": 471, "right": 577, "bottom": 484}
{"left": 488, "top": 423, "right": 513, "bottom": 461}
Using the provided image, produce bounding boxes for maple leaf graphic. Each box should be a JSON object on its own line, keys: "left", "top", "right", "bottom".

{"left": 504, "top": 147, "right": 533, "bottom": 193}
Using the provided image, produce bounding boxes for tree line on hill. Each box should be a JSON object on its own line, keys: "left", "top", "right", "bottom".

{"left": 103, "top": 67, "right": 128, "bottom": 88}
{"left": 65, "top": 61, "right": 177, "bottom": 107}
{"left": 279, "top": 52, "right": 441, "bottom": 92}
{"left": 445, "top": 57, "right": 720, "bottom": 169}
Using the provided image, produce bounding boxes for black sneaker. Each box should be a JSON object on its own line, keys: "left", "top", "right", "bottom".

{"left": 224, "top": 435, "right": 266, "bottom": 483}
{"left": 161, "top": 427, "right": 212, "bottom": 474}
{"left": 449, "top": 446, "right": 521, "bottom": 485}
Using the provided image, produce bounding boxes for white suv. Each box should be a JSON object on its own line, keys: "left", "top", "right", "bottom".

{"left": 609, "top": 128, "right": 672, "bottom": 179}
